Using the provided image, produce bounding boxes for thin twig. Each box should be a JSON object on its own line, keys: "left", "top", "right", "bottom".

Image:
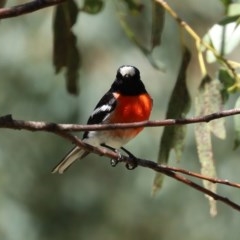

{"left": 160, "top": 165, "right": 240, "bottom": 189}
{"left": 0, "top": 0, "right": 66, "bottom": 19}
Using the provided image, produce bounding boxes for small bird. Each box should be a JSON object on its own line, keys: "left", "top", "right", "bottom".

{"left": 52, "top": 65, "right": 153, "bottom": 174}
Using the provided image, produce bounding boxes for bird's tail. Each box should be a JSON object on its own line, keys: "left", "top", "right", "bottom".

{"left": 52, "top": 146, "right": 89, "bottom": 174}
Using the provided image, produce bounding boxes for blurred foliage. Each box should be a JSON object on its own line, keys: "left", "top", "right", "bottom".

{"left": 1, "top": 0, "right": 240, "bottom": 240}
{"left": 153, "top": 47, "right": 191, "bottom": 193}
{"left": 53, "top": 0, "right": 80, "bottom": 94}
{"left": 195, "top": 75, "right": 225, "bottom": 217}
{"left": 0, "top": 0, "right": 6, "bottom": 8}
{"left": 81, "top": 0, "right": 104, "bottom": 14}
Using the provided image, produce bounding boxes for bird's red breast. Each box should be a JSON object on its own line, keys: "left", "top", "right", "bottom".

{"left": 106, "top": 92, "right": 153, "bottom": 139}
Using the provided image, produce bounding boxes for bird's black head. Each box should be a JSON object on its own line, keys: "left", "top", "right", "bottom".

{"left": 110, "top": 65, "right": 147, "bottom": 95}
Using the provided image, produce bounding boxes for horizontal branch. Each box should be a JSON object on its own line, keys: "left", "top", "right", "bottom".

{"left": 0, "top": 0, "right": 65, "bottom": 19}
{"left": 1, "top": 108, "right": 240, "bottom": 132}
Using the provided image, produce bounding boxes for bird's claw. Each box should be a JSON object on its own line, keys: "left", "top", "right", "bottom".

{"left": 125, "top": 157, "right": 138, "bottom": 170}
{"left": 110, "top": 148, "right": 138, "bottom": 170}
{"left": 110, "top": 158, "right": 118, "bottom": 167}
{"left": 110, "top": 150, "right": 122, "bottom": 167}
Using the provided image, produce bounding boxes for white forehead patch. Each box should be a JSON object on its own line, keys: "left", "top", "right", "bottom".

{"left": 119, "top": 66, "right": 136, "bottom": 77}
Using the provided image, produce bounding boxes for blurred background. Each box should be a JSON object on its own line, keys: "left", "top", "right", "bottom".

{"left": 0, "top": 0, "right": 240, "bottom": 239}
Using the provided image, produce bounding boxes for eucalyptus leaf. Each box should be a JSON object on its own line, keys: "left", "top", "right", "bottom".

{"left": 0, "top": 0, "right": 6, "bottom": 8}
{"left": 203, "top": 17, "right": 240, "bottom": 63}
{"left": 228, "top": 3, "right": 240, "bottom": 16}
{"left": 233, "top": 96, "right": 240, "bottom": 149}
{"left": 218, "top": 68, "right": 236, "bottom": 102}
{"left": 82, "top": 0, "right": 104, "bottom": 14}
{"left": 220, "top": 0, "right": 232, "bottom": 9}
{"left": 195, "top": 121, "right": 217, "bottom": 217}
{"left": 116, "top": 1, "right": 164, "bottom": 70}
{"left": 152, "top": 47, "right": 191, "bottom": 194}
{"left": 122, "top": 0, "right": 144, "bottom": 13}
{"left": 151, "top": 1, "right": 165, "bottom": 50}
{"left": 194, "top": 75, "right": 225, "bottom": 216}
{"left": 53, "top": 0, "right": 80, "bottom": 95}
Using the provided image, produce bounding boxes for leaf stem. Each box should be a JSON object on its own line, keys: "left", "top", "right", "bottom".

{"left": 155, "top": 0, "right": 239, "bottom": 84}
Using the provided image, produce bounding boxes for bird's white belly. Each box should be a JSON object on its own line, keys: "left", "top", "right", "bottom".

{"left": 83, "top": 130, "right": 133, "bottom": 149}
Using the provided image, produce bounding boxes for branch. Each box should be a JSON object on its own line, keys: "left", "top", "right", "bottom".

{"left": 1, "top": 113, "right": 240, "bottom": 211}
{"left": 55, "top": 131, "right": 240, "bottom": 212}
{"left": 163, "top": 165, "right": 240, "bottom": 189}
{"left": 0, "top": 0, "right": 66, "bottom": 19}
{"left": 1, "top": 108, "right": 240, "bottom": 132}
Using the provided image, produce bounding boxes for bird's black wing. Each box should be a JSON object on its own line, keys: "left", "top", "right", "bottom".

{"left": 83, "top": 91, "right": 117, "bottom": 139}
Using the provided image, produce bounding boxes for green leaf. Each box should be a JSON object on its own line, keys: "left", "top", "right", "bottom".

{"left": 220, "top": 0, "right": 232, "bottom": 8}
{"left": 122, "top": 0, "right": 144, "bottom": 13}
{"left": 0, "top": 0, "right": 6, "bottom": 8}
{"left": 117, "top": 6, "right": 160, "bottom": 69}
{"left": 66, "top": 34, "right": 81, "bottom": 94}
{"left": 151, "top": 1, "right": 165, "bottom": 50}
{"left": 205, "top": 78, "right": 226, "bottom": 139}
{"left": 118, "top": 13, "right": 149, "bottom": 55}
{"left": 195, "top": 121, "right": 217, "bottom": 217}
{"left": 233, "top": 96, "right": 240, "bottom": 149}
{"left": 228, "top": 3, "right": 240, "bottom": 16}
{"left": 53, "top": 0, "right": 80, "bottom": 95}
{"left": 81, "top": 0, "right": 104, "bottom": 14}
{"left": 152, "top": 47, "right": 191, "bottom": 194}
{"left": 116, "top": 1, "right": 164, "bottom": 70}
{"left": 218, "top": 68, "right": 236, "bottom": 102}
{"left": 194, "top": 75, "right": 225, "bottom": 216}
{"left": 203, "top": 16, "right": 240, "bottom": 63}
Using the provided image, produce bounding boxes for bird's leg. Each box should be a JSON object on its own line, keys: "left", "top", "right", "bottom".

{"left": 101, "top": 144, "right": 122, "bottom": 167}
{"left": 120, "top": 147, "right": 136, "bottom": 158}
{"left": 120, "top": 147, "right": 138, "bottom": 170}
{"left": 100, "top": 144, "right": 138, "bottom": 170}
